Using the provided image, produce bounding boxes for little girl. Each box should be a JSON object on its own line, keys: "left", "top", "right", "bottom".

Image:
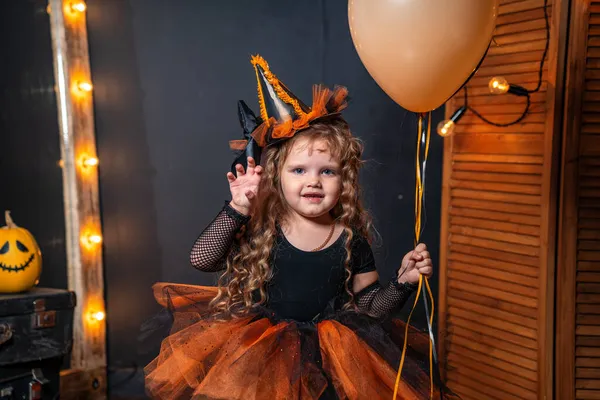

{"left": 145, "top": 55, "right": 450, "bottom": 400}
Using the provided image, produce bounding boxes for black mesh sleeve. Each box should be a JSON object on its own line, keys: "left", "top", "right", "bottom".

{"left": 189, "top": 202, "right": 250, "bottom": 272}
{"left": 355, "top": 280, "right": 418, "bottom": 319}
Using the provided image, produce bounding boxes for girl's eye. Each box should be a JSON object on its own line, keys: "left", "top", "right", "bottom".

{"left": 293, "top": 168, "right": 304, "bottom": 174}
{"left": 322, "top": 169, "right": 336, "bottom": 176}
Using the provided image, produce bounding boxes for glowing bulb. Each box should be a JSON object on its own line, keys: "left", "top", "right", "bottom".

{"left": 437, "top": 120, "right": 455, "bottom": 137}
{"left": 82, "top": 233, "right": 103, "bottom": 249}
{"left": 489, "top": 76, "right": 509, "bottom": 95}
{"left": 76, "top": 81, "right": 93, "bottom": 93}
{"left": 81, "top": 156, "right": 99, "bottom": 168}
{"left": 88, "top": 310, "right": 105, "bottom": 322}
{"left": 86, "top": 309, "right": 106, "bottom": 324}
{"left": 437, "top": 105, "right": 467, "bottom": 137}
{"left": 88, "top": 234, "right": 102, "bottom": 244}
{"left": 69, "top": 1, "right": 87, "bottom": 13}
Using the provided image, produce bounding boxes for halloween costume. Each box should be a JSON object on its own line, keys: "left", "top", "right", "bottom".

{"left": 145, "top": 55, "right": 454, "bottom": 400}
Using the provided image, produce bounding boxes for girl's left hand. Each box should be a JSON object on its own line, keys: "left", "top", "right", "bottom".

{"left": 397, "top": 243, "right": 433, "bottom": 285}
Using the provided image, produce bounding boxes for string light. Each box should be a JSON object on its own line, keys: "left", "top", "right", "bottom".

{"left": 88, "top": 234, "right": 102, "bottom": 245}
{"left": 79, "top": 155, "right": 99, "bottom": 169}
{"left": 83, "top": 157, "right": 98, "bottom": 167}
{"left": 87, "top": 310, "right": 105, "bottom": 323}
{"left": 446, "top": 0, "right": 549, "bottom": 131}
{"left": 69, "top": 1, "right": 87, "bottom": 14}
{"left": 75, "top": 81, "right": 93, "bottom": 93}
{"left": 436, "top": 106, "right": 466, "bottom": 137}
{"left": 81, "top": 232, "right": 103, "bottom": 249}
{"left": 488, "top": 76, "right": 509, "bottom": 94}
{"left": 488, "top": 76, "right": 528, "bottom": 97}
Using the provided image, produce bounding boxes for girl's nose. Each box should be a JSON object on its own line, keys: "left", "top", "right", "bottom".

{"left": 307, "top": 177, "right": 322, "bottom": 188}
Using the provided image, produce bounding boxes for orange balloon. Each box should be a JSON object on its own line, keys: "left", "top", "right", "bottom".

{"left": 349, "top": 0, "right": 498, "bottom": 113}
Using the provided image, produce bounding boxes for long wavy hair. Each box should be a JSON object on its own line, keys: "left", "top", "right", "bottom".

{"left": 210, "top": 117, "right": 372, "bottom": 317}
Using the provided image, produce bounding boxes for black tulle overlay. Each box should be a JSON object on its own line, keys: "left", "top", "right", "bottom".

{"left": 144, "top": 283, "right": 458, "bottom": 400}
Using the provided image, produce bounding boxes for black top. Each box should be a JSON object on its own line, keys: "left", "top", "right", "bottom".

{"left": 190, "top": 202, "right": 416, "bottom": 321}
{"left": 266, "top": 227, "right": 375, "bottom": 321}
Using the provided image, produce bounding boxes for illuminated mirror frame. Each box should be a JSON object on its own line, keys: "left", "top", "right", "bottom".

{"left": 48, "top": 0, "right": 107, "bottom": 397}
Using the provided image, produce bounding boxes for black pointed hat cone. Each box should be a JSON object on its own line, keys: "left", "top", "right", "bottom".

{"left": 244, "top": 54, "right": 350, "bottom": 147}
{"left": 254, "top": 63, "right": 310, "bottom": 125}
{"left": 251, "top": 55, "right": 311, "bottom": 126}
{"left": 237, "top": 100, "right": 261, "bottom": 136}
{"left": 230, "top": 100, "right": 262, "bottom": 175}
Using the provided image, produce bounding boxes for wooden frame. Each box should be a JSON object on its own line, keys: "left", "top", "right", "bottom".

{"left": 48, "top": 0, "right": 107, "bottom": 398}
{"left": 556, "top": 1, "right": 595, "bottom": 399}
{"left": 439, "top": 0, "right": 570, "bottom": 398}
{"left": 540, "top": 0, "right": 570, "bottom": 397}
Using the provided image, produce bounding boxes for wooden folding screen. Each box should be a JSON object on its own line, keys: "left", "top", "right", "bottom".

{"left": 439, "top": 0, "right": 569, "bottom": 398}
{"left": 556, "top": 1, "right": 600, "bottom": 399}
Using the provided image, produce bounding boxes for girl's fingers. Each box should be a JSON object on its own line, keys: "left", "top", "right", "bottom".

{"left": 246, "top": 157, "right": 255, "bottom": 174}
{"left": 227, "top": 172, "right": 236, "bottom": 183}
{"left": 245, "top": 190, "right": 255, "bottom": 200}
{"left": 411, "top": 249, "right": 430, "bottom": 262}
{"left": 255, "top": 165, "right": 263, "bottom": 175}
{"left": 410, "top": 252, "right": 424, "bottom": 261}
{"left": 235, "top": 164, "right": 245, "bottom": 177}
{"left": 399, "top": 260, "right": 416, "bottom": 277}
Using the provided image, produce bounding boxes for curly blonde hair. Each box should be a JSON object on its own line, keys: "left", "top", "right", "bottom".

{"left": 210, "top": 117, "right": 372, "bottom": 317}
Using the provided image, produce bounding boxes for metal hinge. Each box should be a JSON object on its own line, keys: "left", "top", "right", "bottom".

{"left": 31, "top": 299, "right": 56, "bottom": 329}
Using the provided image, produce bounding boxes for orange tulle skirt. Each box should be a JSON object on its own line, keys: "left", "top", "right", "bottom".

{"left": 144, "top": 283, "right": 455, "bottom": 400}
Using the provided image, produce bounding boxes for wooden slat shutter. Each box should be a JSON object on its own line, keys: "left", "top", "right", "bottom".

{"left": 557, "top": 1, "right": 600, "bottom": 399}
{"left": 439, "top": 0, "right": 568, "bottom": 399}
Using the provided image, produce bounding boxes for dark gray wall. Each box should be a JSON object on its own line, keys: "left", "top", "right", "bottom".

{"left": 0, "top": 0, "right": 68, "bottom": 291}
{"left": 85, "top": 0, "right": 444, "bottom": 395}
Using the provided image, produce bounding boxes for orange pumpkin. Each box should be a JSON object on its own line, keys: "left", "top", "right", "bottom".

{"left": 0, "top": 211, "right": 42, "bottom": 293}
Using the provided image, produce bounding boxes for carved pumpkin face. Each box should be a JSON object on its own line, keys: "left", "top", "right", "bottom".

{"left": 0, "top": 211, "right": 42, "bottom": 293}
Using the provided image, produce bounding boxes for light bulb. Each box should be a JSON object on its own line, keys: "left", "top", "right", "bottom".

{"left": 437, "top": 105, "right": 467, "bottom": 137}
{"left": 84, "top": 157, "right": 98, "bottom": 167}
{"left": 489, "top": 76, "right": 509, "bottom": 95}
{"left": 88, "top": 234, "right": 102, "bottom": 244}
{"left": 69, "top": 1, "right": 87, "bottom": 13}
{"left": 76, "top": 81, "right": 93, "bottom": 93}
{"left": 88, "top": 310, "right": 105, "bottom": 322}
{"left": 437, "top": 120, "right": 456, "bottom": 137}
{"left": 82, "top": 233, "right": 103, "bottom": 249}
{"left": 81, "top": 156, "right": 99, "bottom": 168}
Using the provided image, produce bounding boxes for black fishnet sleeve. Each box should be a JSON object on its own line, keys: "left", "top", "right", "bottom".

{"left": 351, "top": 233, "right": 418, "bottom": 318}
{"left": 189, "top": 202, "right": 250, "bottom": 272}
{"left": 355, "top": 279, "right": 418, "bottom": 319}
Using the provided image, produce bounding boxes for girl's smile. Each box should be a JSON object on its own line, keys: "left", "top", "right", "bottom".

{"left": 280, "top": 137, "right": 342, "bottom": 220}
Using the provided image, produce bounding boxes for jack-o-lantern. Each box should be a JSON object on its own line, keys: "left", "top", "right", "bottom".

{"left": 0, "top": 211, "right": 42, "bottom": 293}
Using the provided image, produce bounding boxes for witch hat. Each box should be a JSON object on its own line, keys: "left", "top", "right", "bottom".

{"left": 228, "top": 55, "right": 350, "bottom": 171}
{"left": 249, "top": 55, "right": 350, "bottom": 147}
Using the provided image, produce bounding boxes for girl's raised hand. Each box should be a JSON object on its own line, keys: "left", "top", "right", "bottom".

{"left": 227, "top": 157, "right": 263, "bottom": 216}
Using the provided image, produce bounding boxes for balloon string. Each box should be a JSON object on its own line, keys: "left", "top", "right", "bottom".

{"left": 393, "top": 268, "right": 423, "bottom": 400}
{"left": 393, "top": 113, "right": 436, "bottom": 400}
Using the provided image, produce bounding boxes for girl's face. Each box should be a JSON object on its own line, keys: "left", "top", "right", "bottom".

{"left": 280, "top": 137, "right": 342, "bottom": 221}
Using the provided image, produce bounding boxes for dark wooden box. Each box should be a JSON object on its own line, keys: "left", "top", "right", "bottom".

{"left": 0, "top": 288, "right": 76, "bottom": 400}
